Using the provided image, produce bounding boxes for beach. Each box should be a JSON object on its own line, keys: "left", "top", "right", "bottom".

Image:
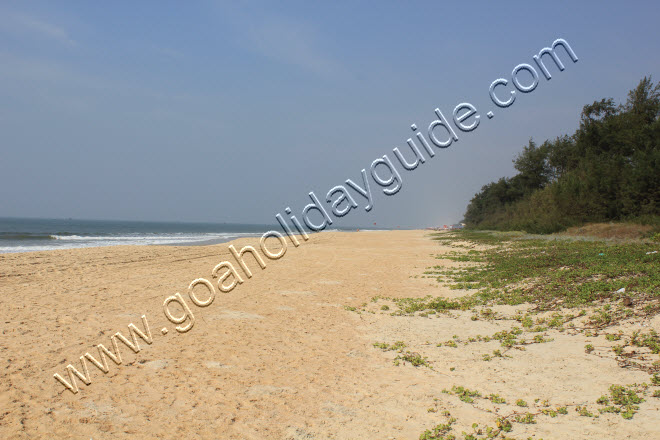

{"left": 1, "top": 230, "right": 659, "bottom": 439}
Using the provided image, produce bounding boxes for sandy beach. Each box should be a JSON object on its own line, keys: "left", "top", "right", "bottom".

{"left": 1, "top": 230, "right": 659, "bottom": 439}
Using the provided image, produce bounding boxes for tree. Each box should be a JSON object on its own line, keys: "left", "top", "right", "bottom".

{"left": 512, "top": 139, "right": 551, "bottom": 193}
{"left": 463, "top": 77, "right": 660, "bottom": 233}
{"left": 624, "top": 76, "right": 660, "bottom": 123}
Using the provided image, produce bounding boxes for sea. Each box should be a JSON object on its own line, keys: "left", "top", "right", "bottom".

{"left": 0, "top": 217, "right": 283, "bottom": 254}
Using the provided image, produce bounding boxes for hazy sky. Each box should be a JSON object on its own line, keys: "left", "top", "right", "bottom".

{"left": 1, "top": 1, "right": 659, "bottom": 228}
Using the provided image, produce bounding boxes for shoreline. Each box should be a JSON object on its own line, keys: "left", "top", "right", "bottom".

{"left": 0, "top": 227, "right": 387, "bottom": 254}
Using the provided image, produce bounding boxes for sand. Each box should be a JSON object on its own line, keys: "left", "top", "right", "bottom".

{"left": 1, "top": 230, "right": 658, "bottom": 439}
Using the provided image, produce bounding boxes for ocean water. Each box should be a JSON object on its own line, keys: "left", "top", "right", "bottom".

{"left": 0, "top": 217, "right": 278, "bottom": 253}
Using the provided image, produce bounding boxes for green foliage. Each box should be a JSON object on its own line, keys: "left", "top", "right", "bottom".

{"left": 445, "top": 386, "right": 482, "bottom": 403}
{"left": 597, "top": 384, "right": 645, "bottom": 419}
{"left": 394, "top": 351, "right": 432, "bottom": 368}
{"left": 463, "top": 76, "right": 660, "bottom": 233}
{"left": 419, "top": 417, "right": 457, "bottom": 440}
{"left": 576, "top": 406, "right": 597, "bottom": 417}
{"left": 486, "top": 393, "right": 506, "bottom": 404}
{"left": 426, "top": 232, "right": 660, "bottom": 309}
{"left": 493, "top": 327, "right": 523, "bottom": 347}
{"left": 629, "top": 330, "right": 660, "bottom": 354}
{"left": 496, "top": 418, "right": 512, "bottom": 432}
{"left": 373, "top": 341, "right": 406, "bottom": 352}
{"left": 513, "top": 413, "right": 536, "bottom": 424}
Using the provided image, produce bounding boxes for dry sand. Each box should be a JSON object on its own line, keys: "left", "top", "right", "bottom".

{"left": 1, "top": 230, "right": 658, "bottom": 439}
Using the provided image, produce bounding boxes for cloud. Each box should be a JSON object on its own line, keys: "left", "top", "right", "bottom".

{"left": 0, "top": 11, "right": 76, "bottom": 46}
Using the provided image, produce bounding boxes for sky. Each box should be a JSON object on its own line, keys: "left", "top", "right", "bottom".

{"left": 1, "top": 1, "right": 659, "bottom": 228}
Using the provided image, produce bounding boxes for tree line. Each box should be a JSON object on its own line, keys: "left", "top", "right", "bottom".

{"left": 463, "top": 77, "right": 660, "bottom": 233}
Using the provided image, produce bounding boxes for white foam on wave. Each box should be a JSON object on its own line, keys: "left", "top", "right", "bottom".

{"left": 1, "top": 232, "right": 263, "bottom": 253}
{"left": 0, "top": 245, "right": 63, "bottom": 253}
{"left": 51, "top": 233, "right": 243, "bottom": 242}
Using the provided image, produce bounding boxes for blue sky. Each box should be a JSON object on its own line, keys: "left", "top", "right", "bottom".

{"left": 1, "top": 1, "right": 659, "bottom": 227}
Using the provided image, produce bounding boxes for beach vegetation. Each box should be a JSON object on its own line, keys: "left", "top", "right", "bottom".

{"left": 486, "top": 393, "right": 506, "bottom": 404}
{"left": 596, "top": 384, "right": 644, "bottom": 419}
{"left": 462, "top": 77, "right": 660, "bottom": 234}
{"left": 394, "top": 351, "right": 431, "bottom": 368}
{"left": 515, "top": 399, "right": 528, "bottom": 407}
{"left": 372, "top": 341, "right": 406, "bottom": 352}
{"left": 442, "top": 386, "right": 482, "bottom": 403}
{"left": 419, "top": 417, "right": 456, "bottom": 440}
{"left": 426, "top": 230, "right": 660, "bottom": 312}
